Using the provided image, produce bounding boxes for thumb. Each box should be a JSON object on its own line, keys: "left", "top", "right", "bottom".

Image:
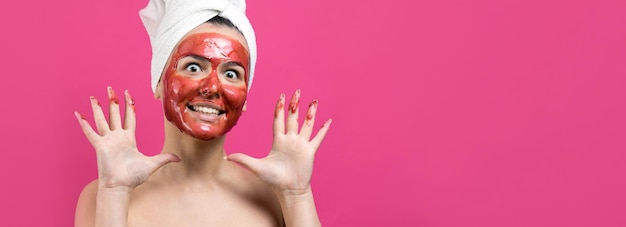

{"left": 227, "top": 153, "right": 262, "bottom": 174}
{"left": 148, "top": 153, "right": 181, "bottom": 170}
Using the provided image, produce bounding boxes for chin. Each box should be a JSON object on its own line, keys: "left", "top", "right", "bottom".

{"left": 180, "top": 124, "right": 233, "bottom": 141}
{"left": 187, "top": 131, "right": 223, "bottom": 141}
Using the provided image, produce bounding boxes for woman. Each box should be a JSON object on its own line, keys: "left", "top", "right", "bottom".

{"left": 74, "top": 1, "right": 330, "bottom": 226}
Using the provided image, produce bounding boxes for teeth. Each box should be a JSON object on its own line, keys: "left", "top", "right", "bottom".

{"left": 191, "top": 106, "right": 221, "bottom": 115}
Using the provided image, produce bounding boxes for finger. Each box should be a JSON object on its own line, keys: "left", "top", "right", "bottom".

{"left": 123, "top": 90, "right": 136, "bottom": 131}
{"left": 74, "top": 111, "right": 100, "bottom": 144}
{"left": 310, "top": 119, "right": 332, "bottom": 151}
{"left": 286, "top": 89, "right": 300, "bottom": 134}
{"left": 273, "top": 94, "right": 286, "bottom": 136}
{"left": 90, "top": 96, "right": 109, "bottom": 135}
{"left": 299, "top": 100, "right": 318, "bottom": 140}
{"left": 107, "top": 86, "right": 122, "bottom": 130}
{"left": 147, "top": 153, "right": 181, "bottom": 172}
{"left": 227, "top": 153, "right": 263, "bottom": 175}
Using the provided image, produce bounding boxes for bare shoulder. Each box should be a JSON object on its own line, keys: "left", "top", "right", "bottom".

{"left": 75, "top": 179, "right": 98, "bottom": 227}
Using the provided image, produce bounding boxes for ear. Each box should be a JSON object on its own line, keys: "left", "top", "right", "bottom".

{"left": 242, "top": 101, "right": 247, "bottom": 112}
{"left": 154, "top": 79, "right": 164, "bottom": 100}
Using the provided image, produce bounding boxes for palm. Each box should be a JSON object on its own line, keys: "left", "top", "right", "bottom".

{"left": 92, "top": 132, "right": 160, "bottom": 188}
{"left": 228, "top": 90, "right": 331, "bottom": 192}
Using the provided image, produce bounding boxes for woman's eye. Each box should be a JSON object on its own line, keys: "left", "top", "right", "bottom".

{"left": 224, "top": 70, "right": 239, "bottom": 79}
{"left": 185, "top": 63, "right": 201, "bottom": 72}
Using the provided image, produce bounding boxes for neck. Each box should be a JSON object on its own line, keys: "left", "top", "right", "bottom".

{"left": 156, "top": 119, "right": 231, "bottom": 185}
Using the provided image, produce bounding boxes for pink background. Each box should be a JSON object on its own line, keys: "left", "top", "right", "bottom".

{"left": 1, "top": 0, "right": 625, "bottom": 226}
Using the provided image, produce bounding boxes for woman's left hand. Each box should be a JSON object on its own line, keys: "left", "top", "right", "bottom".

{"left": 227, "top": 90, "right": 331, "bottom": 195}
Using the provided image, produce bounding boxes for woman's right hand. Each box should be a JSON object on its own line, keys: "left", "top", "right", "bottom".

{"left": 75, "top": 87, "right": 180, "bottom": 190}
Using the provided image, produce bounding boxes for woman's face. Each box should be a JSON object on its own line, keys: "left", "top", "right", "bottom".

{"left": 160, "top": 23, "right": 250, "bottom": 140}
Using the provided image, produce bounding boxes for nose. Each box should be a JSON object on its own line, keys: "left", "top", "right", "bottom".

{"left": 199, "top": 71, "right": 221, "bottom": 99}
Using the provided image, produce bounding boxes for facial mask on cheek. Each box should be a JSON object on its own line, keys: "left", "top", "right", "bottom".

{"left": 162, "top": 32, "right": 250, "bottom": 140}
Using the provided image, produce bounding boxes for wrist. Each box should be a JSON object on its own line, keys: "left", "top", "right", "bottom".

{"left": 98, "top": 184, "right": 134, "bottom": 195}
{"left": 274, "top": 187, "right": 314, "bottom": 204}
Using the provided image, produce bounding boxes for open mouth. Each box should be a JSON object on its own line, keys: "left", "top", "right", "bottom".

{"left": 188, "top": 104, "right": 225, "bottom": 116}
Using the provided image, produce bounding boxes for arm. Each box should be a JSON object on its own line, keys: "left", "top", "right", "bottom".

{"left": 75, "top": 181, "right": 133, "bottom": 227}
{"left": 228, "top": 90, "right": 331, "bottom": 227}
{"left": 74, "top": 87, "right": 179, "bottom": 227}
{"left": 275, "top": 187, "right": 321, "bottom": 227}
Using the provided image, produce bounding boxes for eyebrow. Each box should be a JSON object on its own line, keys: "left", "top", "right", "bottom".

{"left": 223, "top": 61, "right": 244, "bottom": 69}
{"left": 186, "top": 55, "right": 210, "bottom": 63}
{"left": 184, "top": 55, "right": 244, "bottom": 68}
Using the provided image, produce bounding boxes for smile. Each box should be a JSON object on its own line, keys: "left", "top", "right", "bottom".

{"left": 188, "top": 104, "right": 225, "bottom": 116}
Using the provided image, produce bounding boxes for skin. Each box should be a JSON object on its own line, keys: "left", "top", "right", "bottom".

{"left": 74, "top": 23, "right": 331, "bottom": 227}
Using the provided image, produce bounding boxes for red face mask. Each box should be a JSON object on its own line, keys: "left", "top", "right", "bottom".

{"left": 162, "top": 32, "right": 250, "bottom": 140}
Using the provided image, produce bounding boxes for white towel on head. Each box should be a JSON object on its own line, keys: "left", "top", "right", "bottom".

{"left": 139, "top": 0, "right": 257, "bottom": 93}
